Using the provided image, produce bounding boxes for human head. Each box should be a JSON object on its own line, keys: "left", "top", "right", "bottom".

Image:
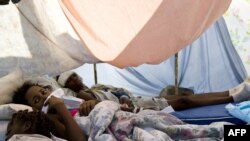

{"left": 13, "top": 81, "right": 53, "bottom": 110}
{"left": 0, "top": 0, "right": 21, "bottom": 5}
{"left": 57, "top": 71, "right": 89, "bottom": 92}
{"left": 6, "top": 110, "right": 53, "bottom": 140}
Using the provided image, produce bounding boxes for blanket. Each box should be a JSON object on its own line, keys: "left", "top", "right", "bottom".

{"left": 75, "top": 101, "right": 231, "bottom": 141}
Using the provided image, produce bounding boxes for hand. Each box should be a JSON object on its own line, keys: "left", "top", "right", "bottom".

{"left": 120, "top": 104, "right": 134, "bottom": 112}
{"left": 119, "top": 96, "right": 134, "bottom": 112}
{"left": 45, "top": 96, "right": 65, "bottom": 110}
{"left": 79, "top": 100, "right": 99, "bottom": 116}
{"left": 119, "top": 96, "right": 133, "bottom": 107}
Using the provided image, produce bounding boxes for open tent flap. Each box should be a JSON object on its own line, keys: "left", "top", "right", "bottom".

{"left": 0, "top": 0, "right": 232, "bottom": 78}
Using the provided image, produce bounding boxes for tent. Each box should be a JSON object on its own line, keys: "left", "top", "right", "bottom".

{"left": 0, "top": 0, "right": 248, "bottom": 100}
{"left": 1, "top": 0, "right": 250, "bottom": 140}
{"left": 77, "top": 17, "right": 247, "bottom": 97}
{"left": 1, "top": 0, "right": 233, "bottom": 76}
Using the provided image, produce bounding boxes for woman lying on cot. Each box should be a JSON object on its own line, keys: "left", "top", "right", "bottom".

{"left": 7, "top": 75, "right": 249, "bottom": 140}
{"left": 56, "top": 70, "right": 250, "bottom": 112}
{"left": 12, "top": 69, "right": 250, "bottom": 116}
{"left": 6, "top": 96, "right": 86, "bottom": 141}
{"left": 8, "top": 73, "right": 250, "bottom": 140}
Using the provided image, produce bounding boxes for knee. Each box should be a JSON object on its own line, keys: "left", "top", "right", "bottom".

{"left": 177, "top": 97, "right": 192, "bottom": 105}
{"left": 170, "top": 97, "right": 193, "bottom": 111}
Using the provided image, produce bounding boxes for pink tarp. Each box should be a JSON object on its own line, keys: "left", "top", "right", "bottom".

{"left": 60, "top": 0, "right": 231, "bottom": 68}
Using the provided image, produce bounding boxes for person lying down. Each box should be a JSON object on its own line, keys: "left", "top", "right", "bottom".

{"left": 6, "top": 96, "right": 87, "bottom": 141}
{"left": 56, "top": 71, "right": 168, "bottom": 112}
{"left": 8, "top": 73, "right": 250, "bottom": 140}
{"left": 12, "top": 70, "right": 250, "bottom": 116}
{"left": 6, "top": 100, "right": 232, "bottom": 141}
{"left": 56, "top": 70, "right": 250, "bottom": 112}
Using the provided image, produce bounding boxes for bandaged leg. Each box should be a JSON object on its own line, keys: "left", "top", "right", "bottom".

{"left": 229, "top": 77, "right": 250, "bottom": 102}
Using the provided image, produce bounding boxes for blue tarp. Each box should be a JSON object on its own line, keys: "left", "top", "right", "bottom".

{"left": 75, "top": 17, "right": 247, "bottom": 97}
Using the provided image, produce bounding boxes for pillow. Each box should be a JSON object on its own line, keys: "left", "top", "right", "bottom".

{"left": 0, "top": 104, "right": 33, "bottom": 120}
{"left": 8, "top": 134, "right": 54, "bottom": 141}
{"left": 0, "top": 120, "right": 9, "bottom": 141}
{"left": 26, "top": 75, "right": 61, "bottom": 90}
{"left": 0, "top": 104, "right": 33, "bottom": 141}
{"left": 0, "top": 69, "right": 24, "bottom": 104}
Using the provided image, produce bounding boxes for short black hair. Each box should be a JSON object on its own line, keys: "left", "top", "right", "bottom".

{"left": 12, "top": 81, "right": 53, "bottom": 106}
{"left": 12, "top": 81, "right": 36, "bottom": 105}
{"left": 8, "top": 110, "right": 54, "bottom": 138}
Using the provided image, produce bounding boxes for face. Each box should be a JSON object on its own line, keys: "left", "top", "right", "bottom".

{"left": 25, "top": 85, "right": 52, "bottom": 110}
{"left": 65, "top": 73, "right": 89, "bottom": 91}
{"left": 6, "top": 115, "right": 29, "bottom": 140}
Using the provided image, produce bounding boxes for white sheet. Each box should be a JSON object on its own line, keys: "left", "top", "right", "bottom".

{"left": 0, "top": 0, "right": 98, "bottom": 78}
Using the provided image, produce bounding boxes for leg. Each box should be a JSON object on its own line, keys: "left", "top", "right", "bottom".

{"left": 188, "top": 91, "right": 229, "bottom": 99}
{"left": 168, "top": 96, "right": 233, "bottom": 111}
{"left": 163, "top": 91, "right": 229, "bottom": 100}
{"left": 163, "top": 95, "right": 188, "bottom": 100}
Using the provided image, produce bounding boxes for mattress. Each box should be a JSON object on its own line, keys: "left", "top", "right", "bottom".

{"left": 171, "top": 103, "right": 246, "bottom": 125}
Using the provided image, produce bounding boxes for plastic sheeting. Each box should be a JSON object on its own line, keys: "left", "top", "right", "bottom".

{"left": 60, "top": 0, "right": 231, "bottom": 67}
{"left": 77, "top": 18, "right": 247, "bottom": 97}
{"left": 0, "top": 0, "right": 97, "bottom": 77}
{"left": 0, "top": 0, "right": 232, "bottom": 77}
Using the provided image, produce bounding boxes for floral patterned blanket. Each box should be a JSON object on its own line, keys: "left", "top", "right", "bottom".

{"left": 75, "top": 101, "right": 231, "bottom": 141}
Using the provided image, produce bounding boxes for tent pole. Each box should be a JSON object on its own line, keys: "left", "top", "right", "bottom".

{"left": 175, "top": 53, "right": 179, "bottom": 95}
{"left": 93, "top": 63, "right": 97, "bottom": 84}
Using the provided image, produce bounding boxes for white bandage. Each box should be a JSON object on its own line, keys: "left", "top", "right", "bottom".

{"left": 229, "top": 78, "right": 250, "bottom": 102}
{"left": 41, "top": 88, "right": 65, "bottom": 113}
{"left": 58, "top": 71, "right": 74, "bottom": 87}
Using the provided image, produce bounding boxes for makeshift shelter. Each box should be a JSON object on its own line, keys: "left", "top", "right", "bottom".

{"left": 1, "top": 0, "right": 250, "bottom": 141}
{"left": 1, "top": 0, "right": 233, "bottom": 77}
{"left": 86, "top": 17, "right": 247, "bottom": 97}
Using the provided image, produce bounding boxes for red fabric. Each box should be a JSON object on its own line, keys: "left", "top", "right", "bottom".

{"left": 69, "top": 109, "right": 79, "bottom": 117}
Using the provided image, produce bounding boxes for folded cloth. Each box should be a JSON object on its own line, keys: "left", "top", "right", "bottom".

{"left": 225, "top": 101, "right": 250, "bottom": 122}
{"left": 229, "top": 77, "right": 250, "bottom": 102}
{"left": 131, "top": 97, "right": 169, "bottom": 112}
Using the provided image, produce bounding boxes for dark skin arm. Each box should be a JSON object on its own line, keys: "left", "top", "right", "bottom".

{"left": 77, "top": 89, "right": 97, "bottom": 101}
{"left": 46, "top": 114, "right": 66, "bottom": 138}
{"left": 79, "top": 99, "right": 99, "bottom": 116}
{"left": 47, "top": 96, "right": 86, "bottom": 141}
